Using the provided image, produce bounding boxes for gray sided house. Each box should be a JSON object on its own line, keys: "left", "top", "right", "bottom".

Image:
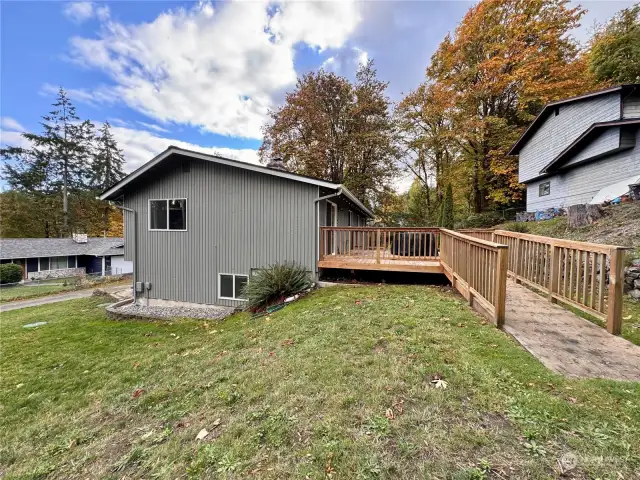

{"left": 99, "top": 147, "right": 373, "bottom": 307}
{"left": 509, "top": 84, "right": 640, "bottom": 212}
{"left": 0, "top": 234, "right": 132, "bottom": 281}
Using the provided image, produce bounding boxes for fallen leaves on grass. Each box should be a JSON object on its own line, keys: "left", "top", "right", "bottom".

{"left": 430, "top": 373, "right": 448, "bottom": 389}
{"left": 196, "top": 428, "right": 209, "bottom": 441}
{"left": 385, "top": 408, "right": 395, "bottom": 420}
{"left": 132, "top": 388, "right": 145, "bottom": 398}
{"left": 281, "top": 338, "right": 295, "bottom": 347}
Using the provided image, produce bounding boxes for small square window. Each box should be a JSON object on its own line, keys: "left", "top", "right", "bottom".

{"left": 40, "top": 257, "right": 50, "bottom": 271}
{"left": 219, "top": 273, "right": 249, "bottom": 300}
{"left": 539, "top": 182, "right": 550, "bottom": 196}
{"left": 149, "top": 199, "right": 187, "bottom": 231}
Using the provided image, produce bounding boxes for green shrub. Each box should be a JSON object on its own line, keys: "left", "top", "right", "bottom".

{"left": 503, "top": 222, "right": 530, "bottom": 233}
{"left": 244, "top": 263, "right": 312, "bottom": 311}
{"left": 0, "top": 263, "right": 23, "bottom": 284}
{"left": 458, "top": 211, "right": 504, "bottom": 229}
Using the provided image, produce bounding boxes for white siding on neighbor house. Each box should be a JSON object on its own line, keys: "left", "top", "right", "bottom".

{"left": 564, "top": 127, "right": 620, "bottom": 167}
{"left": 519, "top": 92, "right": 621, "bottom": 183}
{"left": 526, "top": 129, "right": 640, "bottom": 211}
{"left": 111, "top": 255, "right": 133, "bottom": 274}
{"left": 623, "top": 94, "right": 640, "bottom": 119}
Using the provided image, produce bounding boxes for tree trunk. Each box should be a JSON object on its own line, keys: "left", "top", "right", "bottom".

{"left": 63, "top": 160, "right": 69, "bottom": 234}
{"left": 568, "top": 203, "right": 604, "bottom": 228}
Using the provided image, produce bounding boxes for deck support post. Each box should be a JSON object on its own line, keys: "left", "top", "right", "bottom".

{"left": 607, "top": 247, "right": 625, "bottom": 335}
{"left": 548, "top": 245, "right": 560, "bottom": 304}
{"left": 494, "top": 246, "right": 508, "bottom": 327}
{"left": 375, "top": 229, "right": 381, "bottom": 264}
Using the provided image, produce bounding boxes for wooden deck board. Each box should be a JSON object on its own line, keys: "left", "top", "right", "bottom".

{"left": 318, "top": 255, "right": 442, "bottom": 273}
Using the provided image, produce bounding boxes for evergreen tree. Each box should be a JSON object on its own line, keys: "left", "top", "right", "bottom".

{"left": 438, "top": 183, "right": 454, "bottom": 229}
{"left": 90, "top": 121, "right": 125, "bottom": 191}
{"left": 1, "top": 88, "right": 95, "bottom": 234}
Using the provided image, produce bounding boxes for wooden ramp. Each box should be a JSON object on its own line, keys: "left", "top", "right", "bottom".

{"left": 503, "top": 280, "right": 640, "bottom": 382}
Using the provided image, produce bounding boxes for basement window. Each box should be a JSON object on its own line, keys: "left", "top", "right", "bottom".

{"left": 539, "top": 182, "right": 551, "bottom": 197}
{"left": 219, "top": 273, "right": 249, "bottom": 300}
{"left": 149, "top": 199, "right": 187, "bottom": 231}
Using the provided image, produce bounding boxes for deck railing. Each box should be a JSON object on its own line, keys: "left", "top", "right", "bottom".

{"left": 439, "top": 229, "right": 508, "bottom": 326}
{"left": 319, "top": 227, "right": 441, "bottom": 263}
{"left": 456, "top": 228, "right": 496, "bottom": 242}
{"left": 491, "top": 230, "right": 627, "bottom": 334}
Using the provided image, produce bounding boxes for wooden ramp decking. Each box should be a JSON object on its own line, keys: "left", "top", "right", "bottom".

{"left": 503, "top": 280, "right": 640, "bottom": 381}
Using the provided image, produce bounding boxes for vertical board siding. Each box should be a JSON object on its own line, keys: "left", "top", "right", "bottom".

{"left": 124, "top": 160, "right": 318, "bottom": 307}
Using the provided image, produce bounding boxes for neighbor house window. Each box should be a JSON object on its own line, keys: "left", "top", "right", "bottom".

{"left": 539, "top": 182, "right": 551, "bottom": 196}
{"left": 149, "top": 199, "right": 187, "bottom": 230}
{"left": 219, "top": 273, "right": 249, "bottom": 300}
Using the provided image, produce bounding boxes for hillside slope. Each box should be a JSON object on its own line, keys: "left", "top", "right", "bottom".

{"left": 509, "top": 203, "right": 640, "bottom": 250}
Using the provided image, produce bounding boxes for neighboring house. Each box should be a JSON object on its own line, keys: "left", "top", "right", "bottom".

{"left": 0, "top": 234, "right": 132, "bottom": 281}
{"left": 509, "top": 84, "right": 640, "bottom": 212}
{"left": 99, "top": 147, "right": 373, "bottom": 307}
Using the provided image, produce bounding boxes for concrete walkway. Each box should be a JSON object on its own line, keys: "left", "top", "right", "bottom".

{"left": 0, "top": 285, "right": 132, "bottom": 313}
{"left": 503, "top": 280, "right": 640, "bottom": 382}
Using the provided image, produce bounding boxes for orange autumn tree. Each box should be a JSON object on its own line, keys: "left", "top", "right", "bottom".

{"left": 423, "top": 0, "right": 596, "bottom": 212}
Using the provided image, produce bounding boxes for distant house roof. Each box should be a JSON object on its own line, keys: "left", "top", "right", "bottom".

{"left": 539, "top": 118, "right": 640, "bottom": 174}
{"left": 0, "top": 237, "right": 125, "bottom": 260}
{"left": 99, "top": 146, "right": 374, "bottom": 218}
{"left": 508, "top": 84, "right": 640, "bottom": 155}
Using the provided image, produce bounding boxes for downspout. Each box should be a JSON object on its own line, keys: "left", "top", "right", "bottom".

{"left": 114, "top": 205, "right": 137, "bottom": 303}
{"left": 313, "top": 188, "right": 342, "bottom": 279}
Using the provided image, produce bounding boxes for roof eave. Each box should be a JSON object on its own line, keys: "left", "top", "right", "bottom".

{"left": 508, "top": 85, "right": 629, "bottom": 155}
{"left": 339, "top": 186, "right": 374, "bottom": 218}
{"left": 99, "top": 147, "right": 342, "bottom": 201}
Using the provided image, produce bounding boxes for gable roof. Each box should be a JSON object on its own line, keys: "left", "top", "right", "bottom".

{"left": 539, "top": 118, "right": 640, "bottom": 174}
{"left": 508, "top": 84, "right": 639, "bottom": 155}
{"left": 99, "top": 146, "right": 374, "bottom": 217}
{"left": 0, "top": 237, "right": 125, "bottom": 260}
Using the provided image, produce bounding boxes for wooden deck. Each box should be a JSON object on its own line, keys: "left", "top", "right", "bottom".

{"left": 318, "top": 255, "right": 442, "bottom": 273}
{"left": 317, "top": 226, "right": 637, "bottom": 380}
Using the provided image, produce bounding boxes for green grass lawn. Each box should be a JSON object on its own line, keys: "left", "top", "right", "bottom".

{"left": 0, "top": 284, "right": 77, "bottom": 303}
{"left": 1, "top": 286, "right": 638, "bottom": 479}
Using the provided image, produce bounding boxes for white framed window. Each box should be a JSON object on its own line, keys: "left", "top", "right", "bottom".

{"left": 149, "top": 198, "right": 187, "bottom": 231}
{"left": 218, "top": 273, "right": 249, "bottom": 300}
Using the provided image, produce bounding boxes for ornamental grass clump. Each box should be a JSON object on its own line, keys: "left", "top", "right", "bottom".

{"left": 243, "top": 263, "right": 312, "bottom": 311}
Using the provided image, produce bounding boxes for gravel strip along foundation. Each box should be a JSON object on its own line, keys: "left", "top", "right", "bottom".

{"left": 113, "top": 302, "right": 234, "bottom": 320}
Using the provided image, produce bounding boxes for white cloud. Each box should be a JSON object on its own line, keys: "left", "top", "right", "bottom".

{"left": 0, "top": 117, "right": 25, "bottom": 132}
{"left": 353, "top": 46, "right": 368, "bottom": 66}
{"left": 108, "top": 125, "right": 259, "bottom": 172}
{"left": 40, "top": 83, "right": 117, "bottom": 107}
{"left": 137, "top": 121, "right": 170, "bottom": 133}
{"left": 0, "top": 130, "right": 31, "bottom": 149}
{"left": 67, "top": 1, "right": 362, "bottom": 139}
{"left": 63, "top": 2, "right": 109, "bottom": 24}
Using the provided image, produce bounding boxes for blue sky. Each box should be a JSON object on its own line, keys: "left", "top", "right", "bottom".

{"left": 0, "top": 0, "right": 634, "bottom": 191}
